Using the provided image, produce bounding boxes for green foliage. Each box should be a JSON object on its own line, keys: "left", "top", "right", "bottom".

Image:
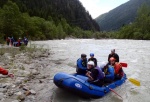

{"left": 117, "top": 4, "right": 150, "bottom": 40}
{"left": 95, "top": 0, "right": 150, "bottom": 31}
{"left": 0, "top": 0, "right": 100, "bottom": 31}
{"left": 0, "top": 0, "right": 102, "bottom": 41}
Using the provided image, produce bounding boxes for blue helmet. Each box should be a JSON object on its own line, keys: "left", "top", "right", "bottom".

{"left": 90, "top": 53, "right": 94, "bottom": 56}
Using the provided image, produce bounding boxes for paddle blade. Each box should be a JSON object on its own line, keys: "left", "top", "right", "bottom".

{"left": 120, "top": 62, "right": 128, "bottom": 67}
{"left": 128, "top": 78, "right": 140, "bottom": 86}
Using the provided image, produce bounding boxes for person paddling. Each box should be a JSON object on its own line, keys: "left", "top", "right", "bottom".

{"left": 108, "top": 49, "right": 119, "bottom": 63}
{"left": 76, "top": 54, "right": 87, "bottom": 75}
{"left": 0, "top": 66, "right": 14, "bottom": 78}
{"left": 109, "top": 57, "right": 123, "bottom": 80}
{"left": 88, "top": 53, "right": 97, "bottom": 67}
{"left": 100, "top": 62, "right": 115, "bottom": 83}
{"left": 86, "top": 61, "right": 104, "bottom": 86}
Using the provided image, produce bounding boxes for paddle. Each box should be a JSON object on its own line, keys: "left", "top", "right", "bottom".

{"left": 128, "top": 78, "right": 140, "bottom": 86}
{"left": 109, "top": 88, "right": 123, "bottom": 99}
{"left": 120, "top": 62, "right": 128, "bottom": 67}
{"left": 119, "top": 63, "right": 140, "bottom": 86}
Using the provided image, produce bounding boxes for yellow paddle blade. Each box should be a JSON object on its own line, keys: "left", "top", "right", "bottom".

{"left": 128, "top": 78, "right": 140, "bottom": 86}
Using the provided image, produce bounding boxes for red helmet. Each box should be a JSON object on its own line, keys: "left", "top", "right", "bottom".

{"left": 109, "top": 57, "right": 116, "bottom": 61}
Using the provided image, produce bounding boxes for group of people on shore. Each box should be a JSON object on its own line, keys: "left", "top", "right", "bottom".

{"left": 77, "top": 49, "right": 122, "bottom": 86}
{"left": 6, "top": 37, "right": 28, "bottom": 47}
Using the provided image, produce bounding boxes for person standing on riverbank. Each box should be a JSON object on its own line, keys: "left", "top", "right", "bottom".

{"left": 108, "top": 49, "right": 119, "bottom": 63}
{"left": 10, "top": 37, "right": 15, "bottom": 46}
{"left": 0, "top": 66, "right": 14, "bottom": 78}
{"left": 76, "top": 54, "right": 87, "bottom": 75}
{"left": 23, "top": 37, "right": 28, "bottom": 46}
{"left": 6, "top": 37, "right": 10, "bottom": 46}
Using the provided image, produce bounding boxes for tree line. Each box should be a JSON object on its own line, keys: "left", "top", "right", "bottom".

{"left": 0, "top": 1, "right": 103, "bottom": 42}
{"left": 113, "top": 4, "right": 150, "bottom": 40}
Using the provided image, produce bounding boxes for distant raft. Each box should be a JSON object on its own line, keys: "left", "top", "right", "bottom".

{"left": 53, "top": 72, "right": 127, "bottom": 98}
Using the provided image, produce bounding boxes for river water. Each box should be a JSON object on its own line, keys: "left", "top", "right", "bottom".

{"left": 35, "top": 39, "right": 150, "bottom": 102}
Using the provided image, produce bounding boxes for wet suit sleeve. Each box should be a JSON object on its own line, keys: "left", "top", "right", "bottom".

{"left": 105, "top": 67, "right": 114, "bottom": 80}
{"left": 91, "top": 69, "right": 99, "bottom": 80}
{"left": 0, "top": 67, "right": 8, "bottom": 75}
{"left": 77, "top": 59, "right": 87, "bottom": 70}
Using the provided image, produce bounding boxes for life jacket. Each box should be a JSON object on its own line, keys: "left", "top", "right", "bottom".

{"left": 82, "top": 59, "right": 87, "bottom": 67}
{"left": 113, "top": 63, "right": 123, "bottom": 77}
{"left": 95, "top": 67, "right": 104, "bottom": 80}
{"left": 0, "top": 66, "right": 8, "bottom": 75}
{"left": 103, "top": 67, "right": 109, "bottom": 75}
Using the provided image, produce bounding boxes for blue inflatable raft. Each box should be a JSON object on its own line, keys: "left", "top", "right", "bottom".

{"left": 54, "top": 72, "right": 127, "bottom": 98}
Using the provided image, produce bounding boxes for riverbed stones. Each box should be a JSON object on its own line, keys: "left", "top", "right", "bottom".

{"left": 0, "top": 88, "right": 7, "bottom": 93}
{"left": 30, "top": 90, "right": 36, "bottom": 95}
{"left": 12, "top": 100, "right": 19, "bottom": 102}
{"left": 0, "top": 92, "right": 4, "bottom": 99}
{"left": 17, "top": 95, "right": 25, "bottom": 101}
{"left": 15, "top": 91, "right": 22, "bottom": 96}
{"left": 0, "top": 46, "right": 53, "bottom": 101}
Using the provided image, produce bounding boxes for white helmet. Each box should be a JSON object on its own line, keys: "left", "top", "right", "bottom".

{"left": 100, "top": 62, "right": 107, "bottom": 69}
{"left": 87, "top": 61, "right": 94, "bottom": 66}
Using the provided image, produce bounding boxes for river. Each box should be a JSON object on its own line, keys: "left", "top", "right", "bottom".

{"left": 35, "top": 39, "right": 150, "bottom": 102}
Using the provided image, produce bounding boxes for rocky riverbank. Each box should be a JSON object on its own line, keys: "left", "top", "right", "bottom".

{"left": 0, "top": 44, "right": 55, "bottom": 102}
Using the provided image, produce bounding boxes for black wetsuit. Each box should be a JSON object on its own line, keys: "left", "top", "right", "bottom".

{"left": 88, "top": 68, "right": 104, "bottom": 86}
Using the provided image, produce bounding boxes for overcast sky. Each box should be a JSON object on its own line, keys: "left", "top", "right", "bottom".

{"left": 79, "top": 0, "right": 129, "bottom": 18}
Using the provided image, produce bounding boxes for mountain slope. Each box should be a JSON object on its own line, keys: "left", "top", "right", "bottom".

{"left": 95, "top": 0, "right": 150, "bottom": 31}
{"left": 0, "top": 0, "right": 100, "bottom": 31}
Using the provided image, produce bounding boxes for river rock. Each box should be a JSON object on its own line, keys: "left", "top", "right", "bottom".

{"left": 30, "top": 90, "right": 36, "bottom": 95}
{"left": 12, "top": 85, "right": 16, "bottom": 88}
{"left": 0, "top": 92, "right": 4, "bottom": 99}
{"left": 25, "top": 90, "right": 31, "bottom": 96}
{"left": 22, "top": 86, "right": 30, "bottom": 91}
{"left": 32, "top": 69, "right": 39, "bottom": 75}
{"left": 7, "top": 90, "right": 14, "bottom": 96}
{"left": 15, "top": 80, "right": 22, "bottom": 86}
{"left": 12, "top": 100, "right": 19, "bottom": 102}
{"left": 0, "top": 88, "right": 7, "bottom": 93}
{"left": 18, "top": 95, "right": 25, "bottom": 101}
{"left": 15, "top": 92, "right": 22, "bottom": 96}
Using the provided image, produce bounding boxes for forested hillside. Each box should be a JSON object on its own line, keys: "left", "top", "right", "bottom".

{"left": 0, "top": 0, "right": 101, "bottom": 41}
{"left": 0, "top": 0, "right": 99, "bottom": 31}
{"left": 95, "top": 0, "right": 150, "bottom": 31}
{"left": 115, "top": 4, "right": 150, "bottom": 40}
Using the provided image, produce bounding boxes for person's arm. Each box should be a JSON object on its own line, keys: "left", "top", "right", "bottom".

{"left": 90, "top": 69, "right": 99, "bottom": 81}
{"left": 77, "top": 59, "right": 87, "bottom": 69}
{"left": 86, "top": 71, "right": 94, "bottom": 81}
{"left": 105, "top": 67, "right": 114, "bottom": 79}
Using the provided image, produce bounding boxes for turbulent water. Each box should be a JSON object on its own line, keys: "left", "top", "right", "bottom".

{"left": 35, "top": 39, "right": 150, "bottom": 102}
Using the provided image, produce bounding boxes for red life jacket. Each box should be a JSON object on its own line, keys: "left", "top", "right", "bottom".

{"left": 0, "top": 66, "right": 8, "bottom": 75}
{"left": 113, "top": 63, "right": 123, "bottom": 77}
